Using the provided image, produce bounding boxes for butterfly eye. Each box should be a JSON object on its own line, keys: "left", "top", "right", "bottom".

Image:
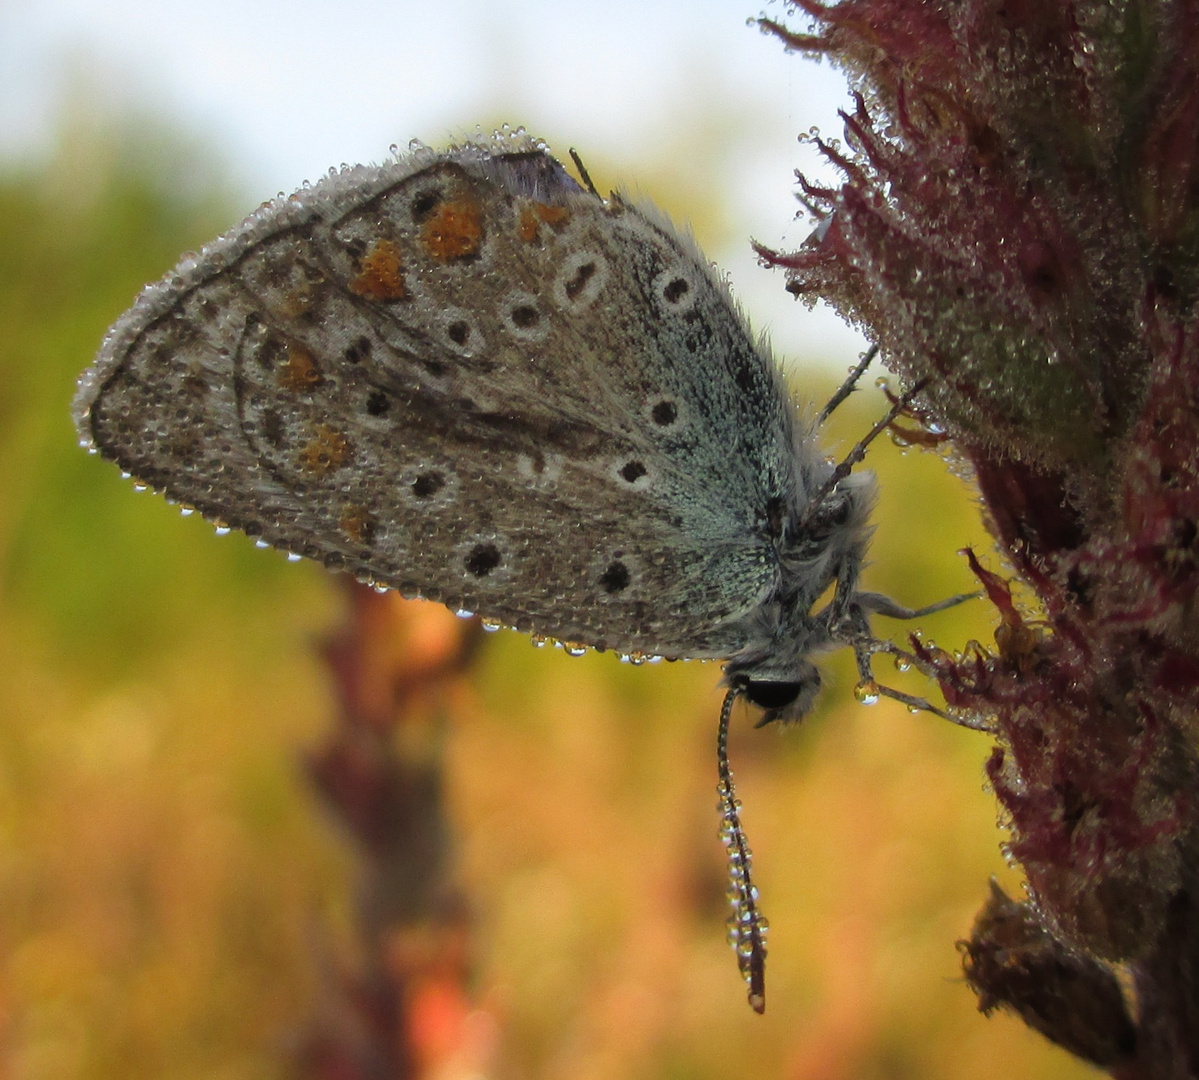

{"left": 744, "top": 681, "right": 803, "bottom": 710}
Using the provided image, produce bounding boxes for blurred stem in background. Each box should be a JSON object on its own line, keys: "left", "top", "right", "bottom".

{"left": 299, "top": 584, "right": 485, "bottom": 1079}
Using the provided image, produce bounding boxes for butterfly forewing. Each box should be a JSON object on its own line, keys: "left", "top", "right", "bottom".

{"left": 76, "top": 136, "right": 801, "bottom": 659}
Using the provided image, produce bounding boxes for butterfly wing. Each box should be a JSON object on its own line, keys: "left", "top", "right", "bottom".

{"left": 74, "top": 134, "right": 810, "bottom": 660}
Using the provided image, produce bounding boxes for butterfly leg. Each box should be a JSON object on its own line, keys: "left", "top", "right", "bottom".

{"left": 818, "top": 343, "right": 879, "bottom": 424}
{"left": 856, "top": 589, "right": 981, "bottom": 621}
{"left": 824, "top": 536, "right": 981, "bottom": 632}
{"left": 835, "top": 593, "right": 994, "bottom": 732}
{"left": 848, "top": 631, "right": 994, "bottom": 730}
{"left": 799, "top": 375, "right": 930, "bottom": 533}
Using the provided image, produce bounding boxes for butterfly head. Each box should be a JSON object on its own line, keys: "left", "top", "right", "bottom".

{"left": 739, "top": 666, "right": 823, "bottom": 726}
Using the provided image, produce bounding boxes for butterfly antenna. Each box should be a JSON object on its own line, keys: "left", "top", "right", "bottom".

{"left": 819, "top": 343, "right": 878, "bottom": 424}
{"left": 799, "top": 376, "right": 929, "bottom": 533}
{"left": 717, "top": 686, "right": 768, "bottom": 1013}
{"left": 568, "top": 148, "right": 601, "bottom": 199}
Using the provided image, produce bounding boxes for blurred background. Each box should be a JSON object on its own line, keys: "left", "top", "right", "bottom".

{"left": 0, "top": 1, "right": 1093, "bottom": 1077}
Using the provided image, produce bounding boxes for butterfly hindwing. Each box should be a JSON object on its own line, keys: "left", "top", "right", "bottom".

{"left": 76, "top": 135, "right": 804, "bottom": 658}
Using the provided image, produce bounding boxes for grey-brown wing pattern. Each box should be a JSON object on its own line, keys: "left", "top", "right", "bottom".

{"left": 74, "top": 135, "right": 806, "bottom": 658}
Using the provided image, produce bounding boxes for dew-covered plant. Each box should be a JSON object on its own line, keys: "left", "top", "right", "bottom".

{"left": 757, "top": 2, "right": 1199, "bottom": 1074}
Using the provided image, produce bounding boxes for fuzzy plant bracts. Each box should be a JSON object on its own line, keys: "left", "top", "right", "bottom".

{"left": 758, "top": 2, "right": 1199, "bottom": 1074}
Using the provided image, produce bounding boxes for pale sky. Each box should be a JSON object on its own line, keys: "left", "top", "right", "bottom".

{"left": 0, "top": 0, "right": 869, "bottom": 371}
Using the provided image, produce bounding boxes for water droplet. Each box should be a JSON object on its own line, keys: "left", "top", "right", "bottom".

{"left": 854, "top": 680, "right": 880, "bottom": 705}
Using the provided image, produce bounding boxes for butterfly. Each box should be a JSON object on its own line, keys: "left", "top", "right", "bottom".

{"left": 73, "top": 129, "right": 977, "bottom": 1011}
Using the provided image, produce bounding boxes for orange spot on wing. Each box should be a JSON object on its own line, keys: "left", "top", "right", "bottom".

{"left": 339, "top": 504, "right": 376, "bottom": 545}
{"left": 518, "top": 201, "right": 570, "bottom": 242}
{"left": 537, "top": 202, "right": 570, "bottom": 227}
{"left": 518, "top": 207, "right": 538, "bottom": 243}
{"left": 299, "top": 424, "right": 352, "bottom": 474}
{"left": 420, "top": 199, "right": 483, "bottom": 260}
{"left": 350, "top": 238, "right": 407, "bottom": 301}
{"left": 280, "top": 280, "right": 319, "bottom": 317}
{"left": 277, "top": 342, "right": 322, "bottom": 391}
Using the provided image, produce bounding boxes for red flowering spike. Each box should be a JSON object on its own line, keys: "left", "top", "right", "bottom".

{"left": 762, "top": 2, "right": 1199, "bottom": 1072}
